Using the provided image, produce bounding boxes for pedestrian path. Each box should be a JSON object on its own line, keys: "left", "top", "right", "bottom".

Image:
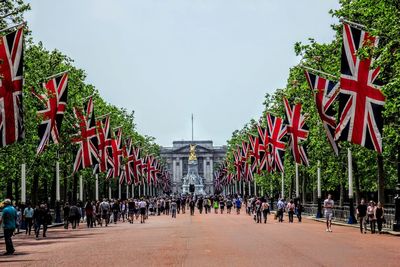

{"left": 1, "top": 210, "right": 399, "bottom": 266}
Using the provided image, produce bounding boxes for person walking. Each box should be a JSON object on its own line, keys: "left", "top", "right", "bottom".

{"left": 63, "top": 202, "right": 70, "bottom": 229}
{"left": 255, "top": 199, "right": 262, "bottom": 223}
{"left": 287, "top": 200, "right": 295, "bottom": 223}
{"left": 235, "top": 197, "right": 242, "bottom": 215}
{"left": 181, "top": 197, "right": 186, "bottom": 214}
{"left": 176, "top": 197, "right": 181, "bottom": 214}
{"left": 100, "top": 199, "right": 110, "bottom": 227}
{"left": 171, "top": 199, "right": 177, "bottom": 218}
{"left": 356, "top": 198, "right": 367, "bottom": 234}
{"left": 23, "top": 203, "right": 34, "bottom": 235}
{"left": 34, "top": 204, "right": 48, "bottom": 239}
{"left": 262, "top": 201, "right": 269, "bottom": 224}
{"left": 139, "top": 198, "right": 147, "bottom": 224}
{"left": 277, "top": 198, "right": 285, "bottom": 223}
{"left": 219, "top": 198, "right": 225, "bottom": 214}
{"left": 0, "top": 199, "right": 17, "bottom": 255}
{"left": 85, "top": 201, "right": 94, "bottom": 228}
{"left": 367, "top": 201, "right": 376, "bottom": 234}
{"left": 213, "top": 198, "right": 219, "bottom": 214}
{"left": 189, "top": 198, "right": 195, "bottom": 216}
{"left": 120, "top": 200, "right": 127, "bottom": 222}
{"left": 69, "top": 203, "right": 80, "bottom": 229}
{"left": 375, "top": 202, "right": 385, "bottom": 234}
{"left": 112, "top": 200, "right": 120, "bottom": 224}
{"left": 226, "top": 198, "right": 233, "bottom": 214}
{"left": 296, "top": 200, "right": 303, "bottom": 223}
{"left": 197, "top": 197, "right": 204, "bottom": 214}
{"left": 324, "top": 194, "right": 334, "bottom": 232}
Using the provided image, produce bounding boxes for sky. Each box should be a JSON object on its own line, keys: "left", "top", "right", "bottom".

{"left": 25, "top": 0, "right": 340, "bottom": 147}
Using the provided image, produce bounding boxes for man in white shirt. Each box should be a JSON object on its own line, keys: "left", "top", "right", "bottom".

{"left": 323, "top": 194, "right": 334, "bottom": 232}
{"left": 139, "top": 199, "right": 147, "bottom": 224}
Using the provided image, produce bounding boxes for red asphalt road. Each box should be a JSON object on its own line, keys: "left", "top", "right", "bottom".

{"left": 1, "top": 210, "right": 399, "bottom": 267}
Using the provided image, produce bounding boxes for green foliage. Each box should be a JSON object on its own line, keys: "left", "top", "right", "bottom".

{"left": 224, "top": 0, "right": 400, "bottom": 199}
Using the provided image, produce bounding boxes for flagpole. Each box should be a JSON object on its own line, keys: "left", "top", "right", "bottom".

{"left": 56, "top": 161, "right": 60, "bottom": 202}
{"left": 347, "top": 148, "right": 356, "bottom": 224}
{"left": 108, "top": 183, "right": 112, "bottom": 200}
{"left": 316, "top": 160, "right": 322, "bottom": 218}
{"left": 126, "top": 184, "right": 129, "bottom": 199}
{"left": 45, "top": 70, "right": 69, "bottom": 80}
{"left": 254, "top": 180, "right": 257, "bottom": 197}
{"left": 339, "top": 18, "right": 368, "bottom": 30}
{"left": 95, "top": 174, "right": 99, "bottom": 201}
{"left": 21, "top": 163, "right": 26, "bottom": 204}
{"left": 295, "top": 163, "right": 299, "bottom": 198}
{"left": 300, "top": 65, "right": 339, "bottom": 80}
{"left": 79, "top": 175, "right": 83, "bottom": 201}
{"left": 281, "top": 172, "right": 285, "bottom": 199}
{"left": 118, "top": 183, "right": 121, "bottom": 199}
{"left": 0, "top": 21, "right": 26, "bottom": 33}
{"left": 132, "top": 184, "right": 134, "bottom": 199}
{"left": 248, "top": 181, "right": 251, "bottom": 196}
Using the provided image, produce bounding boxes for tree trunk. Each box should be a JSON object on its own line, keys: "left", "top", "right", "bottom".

{"left": 6, "top": 179, "right": 13, "bottom": 200}
{"left": 377, "top": 154, "right": 385, "bottom": 203}
{"left": 43, "top": 176, "right": 48, "bottom": 204}
{"left": 31, "top": 172, "right": 39, "bottom": 206}
{"left": 353, "top": 158, "right": 361, "bottom": 205}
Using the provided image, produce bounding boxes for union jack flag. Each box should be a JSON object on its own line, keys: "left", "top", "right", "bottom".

{"left": 334, "top": 23, "right": 385, "bottom": 153}
{"left": 107, "top": 128, "right": 123, "bottom": 179}
{"left": 248, "top": 134, "right": 261, "bottom": 174}
{"left": 94, "top": 115, "right": 113, "bottom": 174}
{"left": 132, "top": 146, "right": 143, "bottom": 185}
{"left": 72, "top": 97, "right": 99, "bottom": 173}
{"left": 284, "top": 98, "right": 309, "bottom": 166}
{"left": 143, "top": 156, "right": 155, "bottom": 184}
{"left": 266, "top": 113, "right": 287, "bottom": 172}
{"left": 0, "top": 27, "right": 24, "bottom": 147}
{"left": 241, "top": 141, "right": 253, "bottom": 181}
{"left": 257, "top": 125, "right": 271, "bottom": 172}
{"left": 120, "top": 138, "right": 134, "bottom": 185}
{"left": 233, "top": 147, "right": 242, "bottom": 181}
{"left": 34, "top": 72, "right": 68, "bottom": 154}
{"left": 305, "top": 71, "right": 339, "bottom": 155}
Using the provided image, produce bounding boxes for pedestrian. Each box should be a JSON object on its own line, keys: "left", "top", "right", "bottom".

{"left": 0, "top": 199, "right": 17, "bottom": 255}
{"left": 296, "top": 200, "right": 303, "bottom": 223}
{"left": 375, "top": 202, "right": 385, "bottom": 234}
{"left": 235, "top": 197, "right": 242, "bottom": 215}
{"left": 213, "top": 198, "right": 219, "bottom": 214}
{"left": 255, "top": 199, "right": 262, "bottom": 223}
{"left": 15, "top": 206, "right": 22, "bottom": 234}
{"left": 356, "top": 198, "right": 367, "bottom": 234}
{"left": 367, "top": 201, "right": 376, "bottom": 234}
{"left": 197, "top": 197, "right": 204, "bottom": 214}
{"left": 323, "top": 194, "right": 334, "bottom": 232}
{"left": 226, "top": 198, "right": 233, "bottom": 214}
{"left": 85, "top": 200, "right": 94, "bottom": 228}
{"left": 69, "top": 202, "right": 80, "bottom": 229}
{"left": 181, "top": 197, "right": 186, "bottom": 214}
{"left": 128, "top": 199, "right": 135, "bottom": 224}
{"left": 277, "top": 198, "right": 285, "bottom": 223}
{"left": 112, "top": 200, "right": 120, "bottom": 224}
{"left": 100, "top": 199, "right": 110, "bottom": 227}
{"left": 63, "top": 202, "right": 70, "bottom": 229}
{"left": 287, "top": 200, "right": 295, "bottom": 223}
{"left": 171, "top": 199, "right": 177, "bottom": 218}
{"left": 34, "top": 204, "right": 48, "bottom": 239}
{"left": 176, "top": 197, "right": 181, "bottom": 214}
{"left": 262, "top": 201, "right": 269, "bottom": 224}
{"left": 139, "top": 198, "right": 147, "bottom": 223}
{"left": 23, "top": 203, "right": 34, "bottom": 235}
{"left": 189, "top": 198, "right": 195, "bottom": 216}
{"left": 120, "top": 200, "right": 127, "bottom": 222}
{"left": 219, "top": 198, "right": 225, "bottom": 214}
{"left": 165, "top": 199, "right": 170, "bottom": 216}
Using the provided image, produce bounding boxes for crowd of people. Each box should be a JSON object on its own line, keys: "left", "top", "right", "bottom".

{"left": 0, "top": 193, "right": 390, "bottom": 256}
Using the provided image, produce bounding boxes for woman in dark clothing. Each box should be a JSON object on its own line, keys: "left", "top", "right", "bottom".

{"left": 85, "top": 201, "right": 94, "bottom": 228}
{"left": 375, "top": 202, "right": 385, "bottom": 234}
{"left": 112, "top": 200, "right": 120, "bottom": 224}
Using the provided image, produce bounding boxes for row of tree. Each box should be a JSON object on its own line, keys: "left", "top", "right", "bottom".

{"left": 0, "top": 1, "right": 162, "bottom": 206}
{"left": 223, "top": 0, "right": 400, "bottom": 206}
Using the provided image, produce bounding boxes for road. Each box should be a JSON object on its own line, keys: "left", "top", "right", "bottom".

{"left": 1, "top": 210, "right": 399, "bottom": 266}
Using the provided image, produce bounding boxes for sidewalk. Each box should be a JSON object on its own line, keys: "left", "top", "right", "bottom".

{"left": 308, "top": 215, "right": 400, "bottom": 236}
{"left": 0, "top": 222, "right": 64, "bottom": 239}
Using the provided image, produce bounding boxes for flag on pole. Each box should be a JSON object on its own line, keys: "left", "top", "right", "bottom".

{"left": 334, "top": 23, "right": 385, "bottom": 153}
{"left": 305, "top": 71, "right": 340, "bottom": 155}
{"left": 0, "top": 26, "right": 24, "bottom": 147}
{"left": 34, "top": 72, "right": 68, "bottom": 154}
{"left": 72, "top": 97, "right": 99, "bottom": 173}
{"left": 283, "top": 98, "right": 309, "bottom": 166}
{"left": 107, "top": 128, "right": 123, "bottom": 179}
{"left": 266, "top": 113, "right": 287, "bottom": 172}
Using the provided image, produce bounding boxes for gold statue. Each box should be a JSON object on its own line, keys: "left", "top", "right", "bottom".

{"left": 189, "top": 144, "right": 197, "bottom": 161}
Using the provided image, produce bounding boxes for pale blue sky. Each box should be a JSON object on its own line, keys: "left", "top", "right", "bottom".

{"left": 25, "top": 0, "right": 340, "bottom": 146}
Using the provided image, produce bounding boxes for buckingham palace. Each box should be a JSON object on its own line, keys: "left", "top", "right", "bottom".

{"left": 160, "top": 140, "right": 227, "bottom": 194}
